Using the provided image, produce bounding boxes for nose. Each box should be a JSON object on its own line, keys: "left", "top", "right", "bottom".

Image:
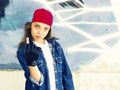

{"left": 37, "top": 29, "right": 44, "bottom": 34}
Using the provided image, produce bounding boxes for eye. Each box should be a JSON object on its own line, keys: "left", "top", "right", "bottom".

{"left": 44, "top": 27, "right": 49, "bottom": 31}
{"left": 34, "top": 24, "right": 40, "bottom": 28}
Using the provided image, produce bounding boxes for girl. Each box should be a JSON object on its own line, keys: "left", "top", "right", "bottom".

{"left": 17, "top": 8, "right": 74, "bottom": 90}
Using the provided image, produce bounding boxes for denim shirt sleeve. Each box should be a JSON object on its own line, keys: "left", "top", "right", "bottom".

{"left": 61, "top": 49, "right": 75, "bottom": 90}
{"left": 56, "top": 42, "right": 75, "bottom": 90}
{"left": 17, "top": 46, "right": 44, "bottom": 86}
{"left": 17, "top": 48, "right": 30, "bottom": 79}
{"left": 30, "top": 74, "right": 44, "bottom": 86}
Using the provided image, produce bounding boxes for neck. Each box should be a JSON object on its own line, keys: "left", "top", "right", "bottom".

{"left": 34, "top": 39, "right": 45, "bottom": 45}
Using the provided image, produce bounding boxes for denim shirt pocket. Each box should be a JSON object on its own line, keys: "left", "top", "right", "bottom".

{"left": 55, "top": 57, "right": 62, "bottom": 73}
{"left": 36, "top": 59, "right": 45, "bottom": 73}
{"left": 37, "top": 60, "right": 43, "bottom": 67}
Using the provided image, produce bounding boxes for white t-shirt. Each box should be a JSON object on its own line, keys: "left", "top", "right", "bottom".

{"left": 34, "top": 40, "right": 56, "bottom": 90}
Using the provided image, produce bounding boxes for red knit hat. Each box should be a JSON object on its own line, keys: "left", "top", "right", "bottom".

{"left": 32, "top": 8, "right": 53, "bottom": 26}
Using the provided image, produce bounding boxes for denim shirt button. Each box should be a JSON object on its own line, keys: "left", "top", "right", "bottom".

{"left": 55, "top": 70, "right": 57, "bottom": 73}
{"left": 55, "top": 79, "right": 57, "bottom": 82}
{"left": 32, "top": 83, "right": 35, "bottom": 87}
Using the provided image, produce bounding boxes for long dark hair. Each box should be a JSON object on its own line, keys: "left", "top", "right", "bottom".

{"left": 18, "top": 22, "right": 53, "bottom": 48}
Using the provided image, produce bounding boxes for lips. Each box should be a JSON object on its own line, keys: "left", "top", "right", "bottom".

{"left": 36, "top": 36, "right": 42, "bottom": 38}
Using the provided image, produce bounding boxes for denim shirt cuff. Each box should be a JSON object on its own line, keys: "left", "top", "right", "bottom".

{"left": 29, "top": 74, "right": 44, "bottom": 86}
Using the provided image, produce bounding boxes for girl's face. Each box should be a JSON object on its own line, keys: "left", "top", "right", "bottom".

{"left": 31, "top": 22, "right": 50, "bottom": 44}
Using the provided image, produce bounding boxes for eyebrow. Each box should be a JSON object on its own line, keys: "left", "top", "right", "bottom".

{"left": 33, "top": 23, "right": 50, "bottom": 28}
{"left": 34, "top": 23, "right": 40, "bottom": 26}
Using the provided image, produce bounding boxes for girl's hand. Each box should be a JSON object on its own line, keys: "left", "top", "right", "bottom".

{"left": 25, "top": 41, "right": 41, "bottom": 66}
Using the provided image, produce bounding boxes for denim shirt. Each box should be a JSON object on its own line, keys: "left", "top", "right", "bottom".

{"left": 17, "top": 38, "right": 75, "bottom": 90}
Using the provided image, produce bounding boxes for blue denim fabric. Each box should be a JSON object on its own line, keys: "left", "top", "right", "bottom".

{"left": 17, "top": 38, "right": 74, "bottom": 90}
